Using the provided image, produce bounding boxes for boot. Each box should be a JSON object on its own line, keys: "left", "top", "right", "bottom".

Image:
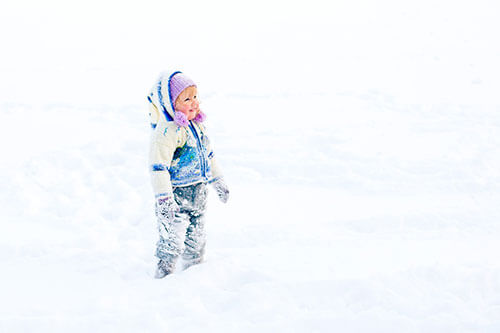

{"left": 154, "top": 259, "right": 174, "bottom": 279}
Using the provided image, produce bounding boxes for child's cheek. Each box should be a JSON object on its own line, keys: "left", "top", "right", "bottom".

{"left": 177, "top": 105, "right": 189, "bottom": 116}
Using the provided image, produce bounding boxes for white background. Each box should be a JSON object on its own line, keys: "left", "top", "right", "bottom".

{"left": 1, "top": 0, "right": 500, "bottom": 331}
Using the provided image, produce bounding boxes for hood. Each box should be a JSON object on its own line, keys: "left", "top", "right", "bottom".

{"left": 147, "top": 70, "right": 181, "bottom": 128}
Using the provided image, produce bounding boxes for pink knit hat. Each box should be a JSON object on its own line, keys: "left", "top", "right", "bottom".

{"left": 169, "top": 72, "right": 196, "bottom": 106}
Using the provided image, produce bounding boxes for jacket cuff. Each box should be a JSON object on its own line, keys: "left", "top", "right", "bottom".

{"left": 155, "top": 192, "right": 174, "bottom": 199}
{"left": 208, "top": 177, "right": 222, "bottom": 184}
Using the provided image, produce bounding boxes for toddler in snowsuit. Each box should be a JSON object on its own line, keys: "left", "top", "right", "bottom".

{"left": 147, "top": 71, "right": 229, "bottom": 278}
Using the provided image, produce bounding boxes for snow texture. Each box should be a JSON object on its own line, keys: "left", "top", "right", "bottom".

{"left": 1, "top": 0, "right": 500, "bottom": 332}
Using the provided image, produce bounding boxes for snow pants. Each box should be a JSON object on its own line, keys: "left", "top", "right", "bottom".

{"left": 155, "top": 182, "right": 208, "bottom": 271}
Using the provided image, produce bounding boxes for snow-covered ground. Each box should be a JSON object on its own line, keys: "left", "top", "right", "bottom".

{"left": 1, "top": 0, "right": 500, "bottom": 332}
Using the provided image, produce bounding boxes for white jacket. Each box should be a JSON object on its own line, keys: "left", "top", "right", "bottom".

{"left": 147, "top": 71, "right": 223, "bottom": 198}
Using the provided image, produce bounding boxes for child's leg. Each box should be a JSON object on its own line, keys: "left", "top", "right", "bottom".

{"left": 183, "top": 207, "right": 207, "bottom": 269}
{"left": 173, "top": 183, "right": 209, "bottom": 270}
{"left": 155, "top": 202, "right": 189, "bottom": 273}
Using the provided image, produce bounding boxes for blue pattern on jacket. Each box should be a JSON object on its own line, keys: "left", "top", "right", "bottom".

{"left": 168, "top": 122, "right": 213, "bottom": 187}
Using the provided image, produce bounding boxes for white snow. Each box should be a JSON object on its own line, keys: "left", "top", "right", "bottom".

{"left": 1, "top": 0, "right": 500, "bottom": 332}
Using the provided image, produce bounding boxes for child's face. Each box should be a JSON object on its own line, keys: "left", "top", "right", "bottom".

{"left": 174, "top": 86, "right": 199, "bottom": 121}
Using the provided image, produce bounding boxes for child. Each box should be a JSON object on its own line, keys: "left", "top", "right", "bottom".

{"left": 147, "top": 70, "right": 229, "bottom": 278}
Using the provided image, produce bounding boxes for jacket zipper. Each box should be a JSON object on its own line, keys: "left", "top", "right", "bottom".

{"left": 188, "top": 121, "right": 207, "bottom": 179}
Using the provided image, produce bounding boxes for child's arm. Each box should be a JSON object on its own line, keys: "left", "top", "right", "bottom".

{"left": 206, "top": 140, "right": 229, "bottom": 203}
{"left": 208, "top": 155, "right": 224, "bottom": 183}
{"left": 149, "top": 122, "right": 185, "bottom": 200}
